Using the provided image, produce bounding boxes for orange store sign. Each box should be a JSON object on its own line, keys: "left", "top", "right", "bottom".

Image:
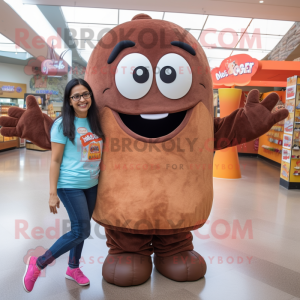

{"left": 0, "top": 81, "right": 26, "bottom": 98}
{"left": 211, "top": 54, "right": 259, "bottom": 86}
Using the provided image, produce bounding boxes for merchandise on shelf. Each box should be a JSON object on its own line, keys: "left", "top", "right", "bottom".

{"left": 292, "top": 144, "right": 300, "bottom": 150}
{"left": 261, "top": 145, "right": 282, "bottom": 154}
{"left": 280, "top": 75, "right": 300, "bottom": 188}
{"left": 47, "top": 103, "right": 56, "bottom": 120}
{"left": 268, "top": 137, "right": 283, "bottom": 145}
{"left": 270, "top": 125, "right": 284, "bottom": 131}
{"left": 294, "top": 160, "right": 300, "bottom": 169}
{"left": 258, "top": 97, "right": 285, "bottom": 164}
{"left": 0, "top": 103, "right": 18, "bottom": 150}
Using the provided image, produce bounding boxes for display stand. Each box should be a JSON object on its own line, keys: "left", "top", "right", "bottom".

{"left": 280, "top": 76, "right": 300, "bottom": 189}
{"left": 26, "top": 141, "right": 48, "bottom": 151}
{"left": 213, "top": 88, "right": 242, "bottom": 179}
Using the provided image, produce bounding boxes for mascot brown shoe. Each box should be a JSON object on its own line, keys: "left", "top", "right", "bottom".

{"left": 102, "top": 253, "right": 152, "bottom": 286}
{"left": 154, "top": 250, "right": 206, "bottom": 282}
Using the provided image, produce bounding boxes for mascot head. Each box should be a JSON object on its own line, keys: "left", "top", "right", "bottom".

{"left": 85, "top": 13, "right": 213, "bottom": 142}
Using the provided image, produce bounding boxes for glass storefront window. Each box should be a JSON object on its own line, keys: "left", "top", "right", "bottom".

{"left": 18, "top": 99, "right": 24, "bottom": 108}
{"left": 0, "top": 98, "right": 11, "bottom": 103}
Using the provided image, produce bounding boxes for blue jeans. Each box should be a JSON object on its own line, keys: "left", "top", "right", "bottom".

{"left": 36, "top": 185, "right": 98, "bottom": 269}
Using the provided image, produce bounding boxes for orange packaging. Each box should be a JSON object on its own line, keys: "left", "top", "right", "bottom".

{"left": 80, "top": 133, "right": 102, "bottom": 162}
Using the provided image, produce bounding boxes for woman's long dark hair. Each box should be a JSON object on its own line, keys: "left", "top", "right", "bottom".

{"left": 57, "top": 78, "right": 104, "bottom": 143}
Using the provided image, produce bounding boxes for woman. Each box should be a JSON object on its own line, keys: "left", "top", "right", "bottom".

{"left": 23, "top": 78, "right": 104, "bottom": 293}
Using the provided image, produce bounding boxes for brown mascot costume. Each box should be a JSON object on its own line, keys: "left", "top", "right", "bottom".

{"left": 0, "top": 14, "right": 288, "bottom": 287}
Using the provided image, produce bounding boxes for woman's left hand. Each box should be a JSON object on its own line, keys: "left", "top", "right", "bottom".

{"left": 49, "top": 194, "right": 60, "bottom": 214}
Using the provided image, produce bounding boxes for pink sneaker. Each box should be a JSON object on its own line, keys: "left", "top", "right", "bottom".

{"left": 65, "top": 267, "right": 90, "bottom": 286}
{"left": 23, "top": 256, "right": 41, "bottom": 293}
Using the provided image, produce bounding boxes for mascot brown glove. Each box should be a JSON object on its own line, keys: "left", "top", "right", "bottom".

{"left": 214, "top": 89, "right": 289, "bottom": 150}
{"left": 0, "top": 95, "right": 53, "bottom": 150}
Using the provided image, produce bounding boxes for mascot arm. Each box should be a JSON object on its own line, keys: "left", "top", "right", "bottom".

{"left": 213, "top": 89, "right": 289, "bottom": 151}
{"left": 0, "top": 95, "right": 53, "bottom": 150}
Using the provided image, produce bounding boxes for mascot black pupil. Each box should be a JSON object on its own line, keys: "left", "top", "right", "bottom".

{"left": 160, "top": 66, "right": 176, "bottom": 83}
{"left": 133, "top": 66, "right": 149, "bottom": 83}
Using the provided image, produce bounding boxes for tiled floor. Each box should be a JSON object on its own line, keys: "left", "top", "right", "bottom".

{"left": 1, "top": 148, "right": 300, "bottom": 300}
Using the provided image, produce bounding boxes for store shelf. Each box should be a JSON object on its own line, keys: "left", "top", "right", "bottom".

{"left": 0, "top": 138, "right": 18, "bottom": 150}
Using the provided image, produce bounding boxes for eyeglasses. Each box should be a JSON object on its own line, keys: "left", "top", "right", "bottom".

{"left": 70, "top": 92, "right": 92, "bottom": 102}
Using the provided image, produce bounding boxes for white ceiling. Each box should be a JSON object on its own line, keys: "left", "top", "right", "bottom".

{"left": 0, "top": 0, "right": 72, "bottom": 66}
{"left": 215, "top": 0, "right": 300, "bottom": 6}
{"left": 0, "top": 34, "right": 26, "bottom": 53}
{"left": 0, "top": 1, "right": 297, "bottom": 69}
{"left": 22, "top": 0, "right": 300, "bottom": 21}
{"left": 60, "top": 6, "right": 294, "bottom": 67}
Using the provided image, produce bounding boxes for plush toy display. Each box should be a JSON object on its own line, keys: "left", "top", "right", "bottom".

{"left": 0, "top": 14, "right": 289, "bottom": 287}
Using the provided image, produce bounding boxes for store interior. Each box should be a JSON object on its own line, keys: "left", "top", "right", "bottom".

{"left": 1, "top": 0, "right": 300, "bottom": 299}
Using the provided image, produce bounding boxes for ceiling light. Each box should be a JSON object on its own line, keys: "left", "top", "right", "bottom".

{"left": 259, "top": 1, "right": 264, "bottom": 3}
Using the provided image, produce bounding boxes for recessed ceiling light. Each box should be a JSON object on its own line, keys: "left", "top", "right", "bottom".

{"left": 259, "top": 1, "right": 264, "bottom": 3}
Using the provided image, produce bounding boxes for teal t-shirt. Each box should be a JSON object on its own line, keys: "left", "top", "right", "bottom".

{"left": 51, "top": 117, "right": 103, "bottom": 189}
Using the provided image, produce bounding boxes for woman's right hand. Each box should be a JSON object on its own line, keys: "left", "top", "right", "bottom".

{"left": 49, "top": 194, "right": 60, "bottom": 214}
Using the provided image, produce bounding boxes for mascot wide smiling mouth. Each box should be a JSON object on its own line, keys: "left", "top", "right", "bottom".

{"left": 0, "top": 13, "right": 288, "bottom": 287}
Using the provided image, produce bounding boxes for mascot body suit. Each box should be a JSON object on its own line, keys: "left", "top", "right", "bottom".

{"left": 0, "top": 14, "right": 288, "bottom": 286}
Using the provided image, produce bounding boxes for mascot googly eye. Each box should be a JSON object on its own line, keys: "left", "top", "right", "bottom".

{"left": 115, "top": 53, "right": 153, "bottom": 100}
{"left": 156, "top": 53, "right": 192, "bottom": 100}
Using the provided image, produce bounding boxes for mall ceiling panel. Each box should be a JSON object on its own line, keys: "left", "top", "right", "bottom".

{"left": 163, "top": 13, "right": 207, "bottom": 29}
{"left": 4, "top": 0, "right": 72, "bottom": 66}
{"left": 22, "top": 0, "right": 300, "bottom": 21}
{"left": 200, "top": 29, "right": 242, "bottom": 49}
{"left": 77, "top": 49, "right": 92, "bottom": 62}
{"left": 67, "top": 23, "right": 117, "bottom": 41}
{"left": 61, "top": 6, "right": 118, "bottom": 24}
{"left": 189, "top": 30, "right": 201, "bottom": 41}
{"left": 0, "top": 1, "right": 48, "bottom": 61}
{"left": 119, "top": 10, "right": 163, "bottom": 24}
{"left": 38, "top": 5, "right": 86, "bottom": 66}
{"left": 203, "top": 48, "right": 233, "bottom": 59}
{"left": 0, "top": 34, "right": 26, "bottom": 53}
{"left": 231, "top": 49, "right": 269, "bottom": 60}
{"left": 0, "top": 1, "right": 48, "bottom": 64}
{"left": 235, "top": 33, "right": 283, "bottom": 51}
{"left": 203, "top": 15, "right": 251, "bottom": 32}
{"left": 74, "top": 39, "right": 98, "bottom": 51}
{"left": 0, "top": 35, "right": 13, "bottom": 44}
{"left": 206, "top": 58, "right": 224, "bottom": 69}
{"left": 0, "top": 55, "right": 31, "bottom": 65}
{"left": 0, "top": 1, "right": 72, "bottom": 69}
{"left": 0, "top": 44, "right": 25, "bottom": 53}
{"left": 0, "top": 51, "right": 30, "bottom": 60}
{"left": 247, "top": 19, "right": 294, "bottom": 35}
{"left": 217, "top": 0, "right": 300, "bottom": 6}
